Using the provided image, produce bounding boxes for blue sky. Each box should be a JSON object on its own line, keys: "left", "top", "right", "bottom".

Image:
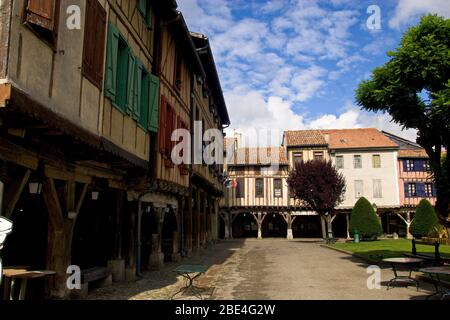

{"left": 178, "top": 0, "right": 450, "bottom": 146}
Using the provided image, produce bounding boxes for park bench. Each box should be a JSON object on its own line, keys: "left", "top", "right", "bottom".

{"left": 71, "top": 266, "right": 112, "bottom": 299}
{"left": 404, "top": 239, "right": 449, "bottom": 266}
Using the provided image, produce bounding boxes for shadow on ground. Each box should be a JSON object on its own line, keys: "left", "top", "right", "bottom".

{"left": 86, "top": 239, "right": 246, "bottom": 300}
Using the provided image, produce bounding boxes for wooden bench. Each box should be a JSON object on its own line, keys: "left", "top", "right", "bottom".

{"left": 71, "top": 267, "right": 112, "bottom": 299}
{"left": 404, "top": 239, "right": 445, "bottom": 266}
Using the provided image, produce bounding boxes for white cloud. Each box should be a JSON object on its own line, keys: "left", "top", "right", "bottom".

{"left": 291, "top": 65, "right": 327, "bottom": 102}
{"left": 389, "top": 0, "right": 450, "bottom": 29}
{"left": 225, "top": 97, "right": 417, "bottom": 147}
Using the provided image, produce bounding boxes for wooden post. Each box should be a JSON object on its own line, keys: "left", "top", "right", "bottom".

{"left": 186, "top": 194, "right": 193, "bottom": 252}
{"left": 282, "top": 213, "right": 294, "bottom": 239}
{"left": 396, "top": 212, "right": 413, "bottom": 239}
{"left": 42, "top": 178, "right": 69, "bottom": 299}
{"left": 252, "top": 212, "right": 267, "bottom": 240}
{"left": 3, "top": 169, "right": 31, "bottom": 218}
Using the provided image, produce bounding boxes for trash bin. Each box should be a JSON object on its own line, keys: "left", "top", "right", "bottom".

{"left": 354, "top": 230, "right": 360, "bottom": 243}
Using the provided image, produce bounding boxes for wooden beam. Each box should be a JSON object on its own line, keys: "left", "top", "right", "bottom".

{"left": 3, "top": 169, "right": 31, "bottom": 218}
{"left": 0, "top": 136, "right": 39, "bottom": 170}
{"left": 75, "top": 183, "right": 88, "bottom": 214}
{"left": 44, "top": 165, "right": 91, "bottom": 184}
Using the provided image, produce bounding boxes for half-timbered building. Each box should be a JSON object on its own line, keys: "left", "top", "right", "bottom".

{"left": 0, "top": 0, "right": 229, "bottom": 300}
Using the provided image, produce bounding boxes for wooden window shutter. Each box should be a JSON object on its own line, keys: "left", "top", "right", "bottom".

{"left": 83, "top": 0, "right": 106, "bottom": 89}
{"left": 148, "top": 74, "right": 160, "bottom": 132}
{"left": 26, "top": 0, "right": 55, "bottom": 30}
{"left": 105, "top": 22, "right": 120, "bottom": 100}
{"left": 158, "top": 96, "right": 167, "bottom": 153}
{"left": 126, "top": 50, "right": 136, "bottom": 115}
{"left": 133, "top": 60, "right": 142, "bottom": 120}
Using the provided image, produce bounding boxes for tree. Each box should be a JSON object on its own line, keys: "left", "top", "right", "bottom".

{"left": 410, "top": 199, "right": 439, "bottom": 238}
{"left": 287, "top": 160, "right": 346, "bottom": 238}
{"left": 349, "top": 197, "right": 383, "bottom": 239}
{"left": 355, "top": 14, "right": 450, "bottom": 226}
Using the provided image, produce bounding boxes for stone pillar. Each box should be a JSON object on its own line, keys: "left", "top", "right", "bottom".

{"left": 186, "top": 194, "right": 193, "bottom": 253}
{"left": 171, "top": 231, "right": 181, "bottom": 262}
{"left": 149, "top": 207, "right": 165, "bottom": 270}
{"left": 320, "top": 216, "right": 327, "bottom": 238}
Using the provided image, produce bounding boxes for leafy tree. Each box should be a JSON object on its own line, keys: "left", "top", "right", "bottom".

{"left": 287, "top": 160, "right": 346, "bottom": 238}
{"left": 355, "top": 15, "right": 450, "bottom": 225}
{"left": 410, "top": 199, "right": 439, "bottom": 238}
{"left": 349, "top": 197, "right": 383, "bottom": 239}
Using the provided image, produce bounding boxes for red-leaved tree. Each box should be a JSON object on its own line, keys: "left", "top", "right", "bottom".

{"left": 287, "top": 160, "right": 346, "bottom": 238}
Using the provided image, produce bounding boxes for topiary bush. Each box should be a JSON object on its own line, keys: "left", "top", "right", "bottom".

{"left": 410, "top": 199, "right": 439, "bottom": 238}
{"left": 349, "top": 197, "right": 383, "bottom": 239}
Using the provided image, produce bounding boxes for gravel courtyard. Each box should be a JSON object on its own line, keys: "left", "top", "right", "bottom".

{"left": 88, "top": 238, "right": 437, "bottom": 300}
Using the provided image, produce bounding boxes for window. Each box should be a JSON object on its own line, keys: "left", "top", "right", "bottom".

{"left": 138, "top": 0, "right": 152, "bottom": 28}
{"left": 314, "top": 151, "right": 324, "bottom": 161}
{"left": 105, "top": 22, "right": 160, "bottom": 131}
{"left": 116, "top": 38, "right": 129, "bottom": 111}
{"left": 372, "top": 155, "right": 381, "bottom": 168}
{"left": 373, "top": 180, "right": 382, "bottom": 198}
{"left": 82, "top": 0, "right": 106, "bottom": 89}
{"left": 274, "top": 179, "right": 283, "bottom": 198}
{"left": 336, "top": 156, "right": 344, "bottom": 169}
{"left": 293, "top": 153, "right": 303, "bottom": 166}
{"left": 405, "top": 160, "right": 414, "bottom": 172}
{"left": 405, "top": 183, "right": 417, "bottom": 197}
{"left": 354, "top": 155, "right": 362, "bottom": 169}
{"left": 255, "top": 178, "right": 264, "bottom": 198}
{"left": 174, "top": 50, "right": 182, "bottom": 91}
{"left": 24, "top": 0, "right": 60, "bottom": 48}
{"left": 236, "top": 178, "right": 245, "bottom": 198}
{"left": 424, "top": 183, "right": 434, "bottom": 197}
{"left": 354, "top": 180, "right": 363, "bottom": 198}
{"left": 423, "top": 160, "right": 431, "bottom": 171}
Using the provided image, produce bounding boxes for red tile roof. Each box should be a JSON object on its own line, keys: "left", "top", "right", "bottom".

{"left": 284, "top": 128, "right": 399, "bottom": 149}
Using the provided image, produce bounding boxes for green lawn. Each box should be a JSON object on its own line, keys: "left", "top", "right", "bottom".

{"left": 331, "top": 239, "right": 450, "bottom": 263}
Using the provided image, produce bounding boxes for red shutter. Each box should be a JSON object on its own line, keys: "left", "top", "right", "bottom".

{"left": 159, "top": 96, "right": 167, "bottom": 153}
{"left": 164, "top": 105, "right": 175, "bottom": 157}
{"left": 26, "top": 0, "right": 55, "bottom": 30}
{"left": 82, "top": 0, "right": 106, "bottom": 89}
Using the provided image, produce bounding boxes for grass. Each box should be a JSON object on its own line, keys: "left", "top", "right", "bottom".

{"left": 331, "top": 239, "right": 450, "bottom": 263}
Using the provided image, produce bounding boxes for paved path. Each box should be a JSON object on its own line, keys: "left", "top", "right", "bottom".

{"left": 88, "top": 239, "right": 437, "bottom": 300}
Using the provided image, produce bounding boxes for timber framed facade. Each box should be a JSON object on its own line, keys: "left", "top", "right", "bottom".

{"left": 0, "top": 0, "right": 229, "bottom": 300}
{"left": 220, "top": 129, "right": 434, "bottom": 241}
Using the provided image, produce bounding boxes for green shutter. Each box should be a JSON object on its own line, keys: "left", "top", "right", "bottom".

{"left": 133, "top": 60, "right": 142, "bottom": 120}
{"left": 138, "top": 0, "right": 146, "bottom": 16}
{"left": 105, "top": 22, "right": 119, "bottom": 100}
{"left": 139, "top": 71, "right": 149, "bottom": 129}
{"left": 126, "top": 49, "right": 136, "bottom": 115}
{"left": 148, "top": 74, "right": 160, "bottom": 132}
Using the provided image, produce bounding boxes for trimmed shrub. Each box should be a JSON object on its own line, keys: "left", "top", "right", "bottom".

{"left": 349, "top": 197, "right": 383, "bottom": 238}
{"left": 410, "top": 199, "right": 439, "bottom": 238}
